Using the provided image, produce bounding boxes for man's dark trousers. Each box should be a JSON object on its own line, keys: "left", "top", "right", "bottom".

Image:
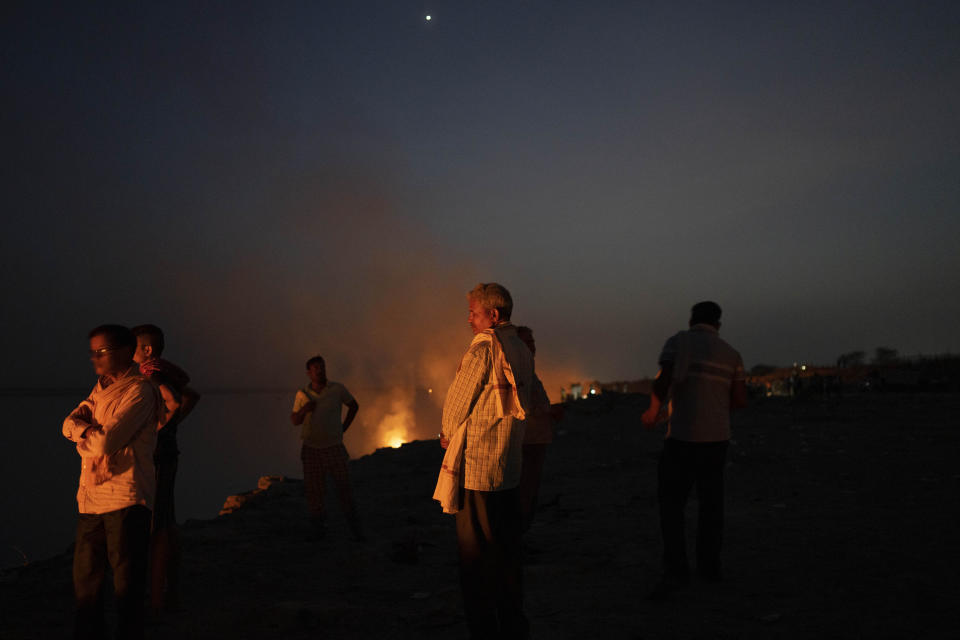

{"left": 73, "top": 504, "right": 151, "bottom": 640}
{"left": 658, "top": 438, "right": 729, "bottom": 580}
{"left": 151, "top": 452, "right": 181, "bottom": 612}
{"left": 456, "top": 488, "right": 528, "bottom": 639}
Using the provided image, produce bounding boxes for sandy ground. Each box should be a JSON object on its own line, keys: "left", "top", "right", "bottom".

{"left": 2, "top": 392, "right": 958, "bottom": 639}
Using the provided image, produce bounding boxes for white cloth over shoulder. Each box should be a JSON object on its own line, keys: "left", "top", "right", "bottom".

{"left": 432, "top": 417, "right": 468, "bottom": 514}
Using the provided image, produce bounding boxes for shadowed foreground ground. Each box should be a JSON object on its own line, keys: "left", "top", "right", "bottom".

{"left": 2, "top": 393, "right": 958, "bottom": 638}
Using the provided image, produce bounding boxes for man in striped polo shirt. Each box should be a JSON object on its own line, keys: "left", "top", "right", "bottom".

{"left": 642, "top": 301, "right": 748, "bottom": 597}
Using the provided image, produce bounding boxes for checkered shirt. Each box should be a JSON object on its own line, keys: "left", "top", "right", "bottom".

{"left": 441, "top": 324, "right": 534, "bottom": 491}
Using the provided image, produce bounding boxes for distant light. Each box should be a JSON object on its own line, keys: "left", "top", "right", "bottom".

{"left": 801, "top": 365, "right": 807, "bottom": 371}
{"left": 590, "top": 388, "right": 596, "bottom": 395}
{"left": 425, "top": 14, "right": 432, "bottom": 21}
{"left": 427, "top": 388, "right": 433, "bottom": 394}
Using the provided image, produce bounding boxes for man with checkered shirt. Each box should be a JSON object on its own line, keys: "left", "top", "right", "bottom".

{"left": 438, "top": 282, "right": 535, "bottom": 640}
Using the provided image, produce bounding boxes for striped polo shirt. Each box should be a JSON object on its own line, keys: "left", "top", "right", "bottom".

{"left": 658, "top": 324, "right": 745, "bottom": 442}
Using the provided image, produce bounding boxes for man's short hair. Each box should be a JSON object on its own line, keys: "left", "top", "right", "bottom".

{"left": 467, "top": 283, "right": 513, "bottom": 321}
{"left": 305, "top": 355, "right": 325, "bottom": 369}
{"left": 690, "top": 301, "right": 722, "bottom": 327}
{"left": 88, "top": 325, "right": 136, "bottom": 350}
{"left": 132, "top": 324, "right": 165, "bottom": 356}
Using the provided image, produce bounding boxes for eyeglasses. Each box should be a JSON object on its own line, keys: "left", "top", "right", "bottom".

{"left": 88, "top": 347, "right": 117, "bottom": 358}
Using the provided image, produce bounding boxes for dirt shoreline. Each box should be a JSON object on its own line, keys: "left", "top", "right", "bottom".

{"left": 2, "top": 393, "right": 958, "bottom": 638}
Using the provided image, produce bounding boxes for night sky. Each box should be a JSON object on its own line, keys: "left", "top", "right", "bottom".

{"left": 3, "top": 1, "right": 959, "bottom": 394}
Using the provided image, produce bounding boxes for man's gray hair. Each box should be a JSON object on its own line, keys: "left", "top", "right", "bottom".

{"left": 467, "top": 283, "right": 513, "bottom": 321}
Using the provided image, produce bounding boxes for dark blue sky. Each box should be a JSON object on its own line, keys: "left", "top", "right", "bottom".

{"left": 3, "top": 1, "right": 959, "bottom": 392}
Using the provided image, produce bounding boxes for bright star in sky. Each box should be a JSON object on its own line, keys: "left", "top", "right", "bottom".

{"left": 425, "top": 14, "right": 431, "bottom": 21}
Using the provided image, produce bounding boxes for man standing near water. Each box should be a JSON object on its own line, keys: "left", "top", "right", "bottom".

{"left": 63, "top": 325, "right": 161, "bottom": 639}
{"left": 132, "top": 323, "right": 200, "bottom": 614}
{"left": 641, "top": 301, "right": 748, "bottom": 598}
{"left": 290, "top": 355, "right": 363, "bottom": 541}
{"left": 436, "top": 283, "right": 534, "bottom": 639}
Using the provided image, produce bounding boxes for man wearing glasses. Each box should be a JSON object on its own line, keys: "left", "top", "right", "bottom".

{"left": 62, "top": 325, "right": 161, "bottom": 639}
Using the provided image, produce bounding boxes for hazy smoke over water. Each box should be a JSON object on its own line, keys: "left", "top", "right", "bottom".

{"left": 143, "top": 170, "right": 585, "bottom": 457}
{"left": 0, "top": 145, "right": 587, "bottom": 457}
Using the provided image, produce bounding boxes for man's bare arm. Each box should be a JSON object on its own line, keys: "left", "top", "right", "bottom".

{"left": 291, "top": 399, "right": 315, "bottom": 426}
{"left": 178, "top": 387, "right": 201, "bottom": 421}
{"left": 157, "top": 385, "right": 201, "bottom": 430}
{"left": 342, "top": 399, "right": 359, "bottom": 433}
{"left": 652, "top": 363, "right": 673, "bottom": 402}
{"left": 157, "top": 384, "right": 180, "bottom": 429}
{"left": 641, "top": 363, "right": 673, "bottom": 428}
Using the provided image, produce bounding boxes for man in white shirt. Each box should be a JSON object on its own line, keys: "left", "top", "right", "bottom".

{"left": 642, "top": 301, "right": 748, "bottom": 597}
{"left": 63, "top": 325, "right": 161, "bottom": 639}
{"left": 290, "top": 355, "right": 362, "bottom": 540}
